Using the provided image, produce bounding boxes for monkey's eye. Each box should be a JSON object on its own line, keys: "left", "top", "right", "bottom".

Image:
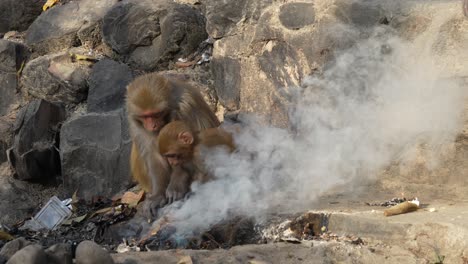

{"left": 164, "top": 154, "right": 182, "bottom": 159}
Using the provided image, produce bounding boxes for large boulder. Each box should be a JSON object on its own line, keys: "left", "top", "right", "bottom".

{"left": 87, "top": 59, "right": 133, "bottom": 113}
{"left": 21, "top": 49, "right": 93, "bottom": 104}
{"left": 8, "top": 100, "right": 65, "bottom": 182}
{"left": 25, "top": 0, "right": 119, "bottom": 55}
{"left": 102, "top": 0, "right": 208, "bottom": 71}
{"left": 0, "top": 0, "right": 46, "bottom": 34}
{"left": 60, "top": 110, "right": 131, "bottom": 200}
{"left": 0, "top": 40, "right": 28, "bottom": 116}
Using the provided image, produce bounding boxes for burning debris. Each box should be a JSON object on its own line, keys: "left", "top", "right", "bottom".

{"left": 260, "top": 212, "right": 364, "bottom": 247}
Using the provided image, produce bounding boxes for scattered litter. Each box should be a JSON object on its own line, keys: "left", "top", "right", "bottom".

{"left": 384, "top": 199, "right": 419, "bottom": 217}
{"left": 43, "top": 0, "right": 59, "bottom": 11}
{"left": 69, "top": 53, "right": 99, "bottom": 63}
{"left": 0, "top": 231, "right": 13, "bottom": 241}
{"left": 116, "top": 239, "right": 141, "bottom": 253}
{"left": 31, "top": 196, "right": 72, "bottom": 231}
{"left": 428, "top": 208, "right": 436, "bottom": 212}
{"left": 120, "top": 190, "right": 145, "bottom": 208}
{"left": 177, "top": 255, "right": 193, "bottom": 264}
{"left": 366, "top": 197, "right": 409, "bottom": 207}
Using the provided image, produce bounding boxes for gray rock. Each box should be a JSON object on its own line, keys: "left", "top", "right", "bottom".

{"left": 87, "top": 59, "right": 133, "bottom": 113}
{"left": 0, "top": 238, "right": 32, "bottom": 261}
{"left": 335, "top": 1, "right": 385, "bottom": 27}
{"left": 103, "top": 0, "right": 208, "bottom": 71}
{"left": 102, "top": 2, "right": 161, "bottom": 55}
{"left": 60, "top": 110, "right": 131, "bottom": 200}
{"left": 6, "top": 244, "right": 46, "bottom": 264}
{"left": 211, "top": 57, "right": 241, "bottom": 111}
{"left": 0, "top": 40, "right": 28, "bottom": 116}
{"left": 45, "top": 243, "right": 72, "bottom": 264}
{"left": 279, "top": 2, "right": 315, "bottom": 30}
{"left": 9, "top": 100, "right": 65, "bottom": 182}
{"left": 203, "top": 0, "right": 273, "bottom": 38}
{"left": 0, "top": 0, "right": 46, "bottom": 34}
{"left": 75, "top": 240, "right": 114, "bottom": 264}
{"left": 25, "top": 0, "right": 118, "bottom": 55}
{"left": 21, "top": 50, "right": 92, "bottom": 104}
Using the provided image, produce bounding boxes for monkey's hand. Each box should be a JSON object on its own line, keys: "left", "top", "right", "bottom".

{"left": 166, "top": 168, "right": 190, "bottom": 204}
{"left": 143, "top": 194, "right": 167, "bottom": 218}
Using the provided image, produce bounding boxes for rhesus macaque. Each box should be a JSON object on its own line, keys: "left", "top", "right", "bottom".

{"left": 126, "top": 73, "right": 219, "bottom": 215}
{"left": 158, "top": 121, "right": 235, "bottom": 203}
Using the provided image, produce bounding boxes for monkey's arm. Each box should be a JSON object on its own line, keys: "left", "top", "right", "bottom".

{"left": 166, "top": 166, "right": 192, "bottom": 204}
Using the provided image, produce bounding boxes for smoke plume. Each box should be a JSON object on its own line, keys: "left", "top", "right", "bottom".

{"left": 158, "top": 19, "right": 466, "bottom": 236}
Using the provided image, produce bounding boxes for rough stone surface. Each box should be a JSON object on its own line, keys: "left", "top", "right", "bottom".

{"left": 204, "top": 0, "right": 263, "bottom": 39}
{"left": 21, "top": 50, "right": 92, "bottom": 104}
{"left": 87, "top": 59, "right": 133, "bottom": 113}
{"left": 279, "top": 2, "right": 315, "bottom": 30}
{"left": 6, "top": 244, "right": 47, "bottom": 264}
{"left": 9, "top": 100, "right": 65, "bottom": 182}
{"left": 102, "top": 0, "right": 208, "bottom": 71}
{"left": 0, "top": 40, "right": 28, "bottom": 116}
{"left": 60, "top": 110, "right": 131, "bottom": 200}
{"left": 0, "top": 238, "right": 33, "bottom": 261}
{"left": 211, "top": 57, "right": 241, "bottom": 111}
{"left": 45, "top": 243, "right": 72, "bottom": 264}
{"left": 0, "top": 0, "right": 46, "bottom": 34}
{"left": 75, "top": 240, "right": 114, "bottom": 264}
{"left": 25, "top": 0, "right": 118, "bottom": 55}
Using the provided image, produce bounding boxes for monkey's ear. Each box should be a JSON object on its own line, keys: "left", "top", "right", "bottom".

{"left": 178, "top": 131, "right": 194, "bottom": 145}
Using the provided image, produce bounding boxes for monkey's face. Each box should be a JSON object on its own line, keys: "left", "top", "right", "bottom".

{"left": 136, "top": 110, "right": 169, "bottom": 134}
{"left": 163, "top": 151, "right": 190, "bottom": 167}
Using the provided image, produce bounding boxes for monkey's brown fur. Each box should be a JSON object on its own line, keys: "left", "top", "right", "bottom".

{"left": 158, "top": 120, "right": 235, "bottom": 193}
{"left": 126, "top": 73, "right": 220, "bottom": 209}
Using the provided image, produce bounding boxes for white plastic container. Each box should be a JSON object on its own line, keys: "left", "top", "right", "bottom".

{"left": 33, "top": 196, "right": 72, "bottom": 230}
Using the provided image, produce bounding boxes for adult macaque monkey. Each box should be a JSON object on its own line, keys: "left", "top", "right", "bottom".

{"left": 126, "top": 73, "right": 219, "bottom": 216}
{"left": 158, "top": 121, "right": 235, "bottom": 203}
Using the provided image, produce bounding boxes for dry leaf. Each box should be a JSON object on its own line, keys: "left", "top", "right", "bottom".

{"left": 62, "top": 214, "right": 87, "bottom": 225}
{"left": 43, "top": 0, "right": 59, "bottom": 11}
{"left": 177, "top": 256, "right": 193, "bottom": 264}
{"left": 0, "top": 231, "right": 13, "bottom": 241}
{"left": 248, "top": 261, "right": 271, "bottom": 264}
{"left": 121, "top": 190, "right": 145, "bottom": 207}
{"left": 69, "top": 53, "right": 98, "bottom": 63}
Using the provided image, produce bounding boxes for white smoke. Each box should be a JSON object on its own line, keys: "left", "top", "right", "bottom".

{"left": 158, "top": 20, "right": 466, "bottom": 235}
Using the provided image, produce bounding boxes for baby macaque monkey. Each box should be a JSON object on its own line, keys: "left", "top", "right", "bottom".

{"left": 158, "top": 121, "right": 235, "bottom": 203}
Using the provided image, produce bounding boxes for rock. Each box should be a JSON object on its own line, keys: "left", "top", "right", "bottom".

{"left": 102, "top": 0, "right": 208, "bottom": 71}
{"left": 0, "top": 40, "right": 28, "bottom": 116}
{"left": 8, "top": 100, "right": 65, "bottom": 182}
{"left": 203, "top": 0, "right": 273, "bottom": 38}
{"left": 44, "top": 243, "right": 72, "bottom": 264}
{"left": 0, "top": 0, "right": 46, "bottom": 34}
{"left": 211, "top": 57, "right": 241, "bottom": 111}
{"left": 5, "top": 245, "right": 47, "bottom": 264}
{"left": 75, "top": 240, "right": 114, "bottom": 264}
{"left": 0, "top": 164, "right": 39, "bottom": 225}
{"left": 335, "top": 1, "right": 385, "bottom": 27}
{"left": 0, "top": 238, "right": 33, "bottom": 261}
{"left": 60, "top": 110, "right": 131, "bottom": 200}
{"left": 25, "top": 0, "right": 119, "bottom": 55}
{"left": 21, "top": 50, "right": 92, "bottom": 104}
{"left": 278, "top": 2, "right": 315, "bottom": 30}
{"left": 87, "top": 59, "right": 133, "bottom": 113}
